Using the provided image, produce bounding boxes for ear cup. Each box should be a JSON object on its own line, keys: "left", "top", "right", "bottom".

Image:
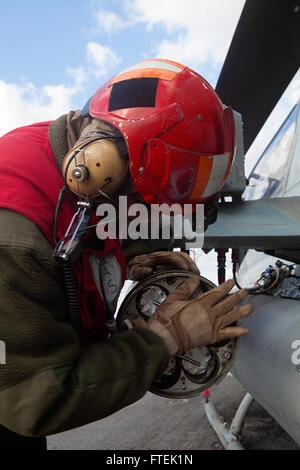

{"left": 62, "top": 138, "right": 129, "bottom": 198}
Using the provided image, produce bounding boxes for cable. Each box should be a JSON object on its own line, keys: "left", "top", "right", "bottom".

{"left": 53, "top": 223, "right": 98, "bottom": 254}
{"left": 60, "top": 260, "right": 82, "bottom": 334}
{"left": 233, "top": 263, "right": 281, "bottom": 294}
{"left": 53, "top": 186, "right": 67, "bottom": 245}
{"left": 260, "top": 265, "right": 280, "bottom": 293}
{"left": 233, "top": 266, "right": 260, "bottom": 293}
{"left": 53, "top": 134, "right": 126, "bottom": 335}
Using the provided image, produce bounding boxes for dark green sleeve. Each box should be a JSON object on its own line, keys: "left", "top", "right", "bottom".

{"left": 0, "top": 209, "right": 169, "bottom": 437}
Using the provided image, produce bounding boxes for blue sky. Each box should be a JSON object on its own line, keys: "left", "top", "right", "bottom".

{"left": 0, "top": 0, "right": 232, "bottom": 88}
{"left": 0, "top": 0, "right": 245, "bottom": 132}
{"left": 1, "top": 0, "right": 299, "bottom": 175}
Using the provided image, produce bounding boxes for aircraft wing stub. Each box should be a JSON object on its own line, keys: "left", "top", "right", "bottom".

{"left": 203, "top": 197, "right": 300, "bottom": 251}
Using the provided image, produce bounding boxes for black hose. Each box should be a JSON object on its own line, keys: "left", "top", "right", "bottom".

{"left": 53, "top": 186, "right": 67, "bottom": 246}
{"left": 60, "top": 259, "right": 82, "bottom": 334}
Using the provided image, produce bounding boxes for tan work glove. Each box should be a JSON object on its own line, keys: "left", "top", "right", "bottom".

{"left": 133, "top": 277, "right": 252, "bottom": 356}
{"left": 126, "top": 251, "right": 199, "bottom": 281}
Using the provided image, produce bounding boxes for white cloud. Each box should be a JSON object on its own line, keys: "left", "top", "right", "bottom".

{"left": 0, "top": 43, "right": 120, "bottom": 136}
{"left": 66, "top": 66, "right": 89, "bottom": 89}
{"left": 0, "top": 79, "right": 82, "bottom": 137}
{"left": 91, "top": 1, "right": 245, "bottom": 74}
{"left": 93, "top": 10, "right": 127, "bottom": 36}
{"left": 125, "top": 0, "right": 246, "bottom": 70}
{"left": 86, "top": 41, "right": 121, "bottom": 78}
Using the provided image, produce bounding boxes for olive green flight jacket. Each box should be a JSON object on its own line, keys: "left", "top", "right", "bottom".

{"left": 0, "top": 115, "right": 169, "bottom": 438}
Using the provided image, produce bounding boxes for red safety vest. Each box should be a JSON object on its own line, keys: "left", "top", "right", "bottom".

{"left": 0, "top": 121, "right": 126, "bottom": 342}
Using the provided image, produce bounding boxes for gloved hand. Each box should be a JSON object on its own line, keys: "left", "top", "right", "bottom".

{"left": 133, "top": 278, "right": 252, "bottom": 356}
{"left": 126, "top": 251, "right": 199, "bottom": 281}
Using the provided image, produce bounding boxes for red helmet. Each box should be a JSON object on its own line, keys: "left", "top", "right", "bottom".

{"left": 82, "top": 58, "right": 236, "bottom": 207}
